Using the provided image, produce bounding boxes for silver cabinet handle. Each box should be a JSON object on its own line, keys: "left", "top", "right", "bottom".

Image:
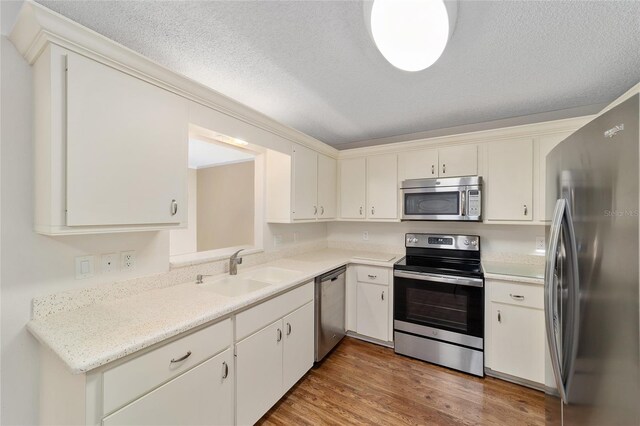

{"left": 286, "top": 322, "right": 292, "bottom": 336}
{"left": 277, "top": 328, "right": 282, "bottom": 342}
{"left": 431, "top": 164, "right": 435, "bottom": 175}
{"left": 442, "top": 163, "right": 446, "bottom": 174}
{"left": 497, "top": 310, "right": 501, "bottom": 323}
{"left": 170, "top": 351, "right": 191, "bottom": 364}
{"left": 368, "top": 274, "right": 377, "bottom": 279}
{"left": 524, "top": 204, "right": 528, "bottom": 216}
{"left": 371, "top": 206, "right": 375, "bottom": 215}
{"left": 461, "top": 190, "right": 467, "bottom": 216}
{"left": 320, "top": 206, "right": 324, "bottom": 215}
{"left": 314, "top": 206, "right": 317, "bottom": 215}
{"left": 222, "top": 361, "right": 229, "bottom": 379}
{"left": 359, "top": 206, "right": 363, "bottom": 216}
{"left": 510, "top": 294, "right": 525, "bottom": 301}
{"left": 170, "top": 199, "right": 178, "bottom": 216}
{"left": 381, "top": 291, "right": 385, "bottom": 301}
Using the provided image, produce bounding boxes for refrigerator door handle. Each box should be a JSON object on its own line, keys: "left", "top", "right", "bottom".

{"left": 545, "top": 199, "right": 569, "bottom": 403}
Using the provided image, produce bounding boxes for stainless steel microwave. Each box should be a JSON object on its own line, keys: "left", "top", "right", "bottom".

{"left": 401, "top": 176, "right": 482, "bottom": 221}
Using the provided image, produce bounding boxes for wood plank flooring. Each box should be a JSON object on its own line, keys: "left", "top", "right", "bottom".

{"left": 258, "top": 337, "right": 544, "bottom": 426}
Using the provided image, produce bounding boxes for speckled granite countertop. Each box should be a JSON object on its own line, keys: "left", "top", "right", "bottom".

{"left": 27, "top": 249, "right": 399, "bottom": 374}
{"left": 482, "top": 261, "right": 545, "bottom": 285}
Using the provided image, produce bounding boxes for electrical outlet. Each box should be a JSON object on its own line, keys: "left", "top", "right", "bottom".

{"left": 536, "top": 237, "right": 546, "bottom": 251}
{"left": 293, "top": 231, "right": 299, "bottom": 243}
{"left": 362, "top": 231, "right": 369, "bottom": 241}
{"left": 101, "top": 253, "right": 118, "bottom": 273}
{"left": 75, "top": 255, "right": 95, "bottom": 279}
{"left": 274, "top": 234, "right": 283, "bottom": 248}
{"left": 121, "top": 251, "right": 136, "bottom": 270}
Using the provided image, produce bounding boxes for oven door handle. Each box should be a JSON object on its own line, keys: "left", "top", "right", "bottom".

{"left": 394, "top": 270, "right": 483, "bottom": 288}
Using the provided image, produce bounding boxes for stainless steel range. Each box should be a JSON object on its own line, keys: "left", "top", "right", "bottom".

{"left": 393, "top": 233, "right": 484, "bottom": 376}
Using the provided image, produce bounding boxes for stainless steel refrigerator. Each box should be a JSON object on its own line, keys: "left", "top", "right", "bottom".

{"left": 545, "top": 93, "right": 639, "bottom": 426}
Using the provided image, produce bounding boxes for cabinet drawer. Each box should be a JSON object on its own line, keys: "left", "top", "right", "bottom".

{"left": 103, "top": 348, "right": 234, "bottom": 426}
{"left": 236, "top": 281, "right": 313, "bottom": 341}
{"left": 356, "top": 265, "right": 389, "bottom": 285}
{"left": 103, "top": 318, "right": 232, "bottom": 415}
{"left": 490, "top": 281, "right": 543, "bottom": 310}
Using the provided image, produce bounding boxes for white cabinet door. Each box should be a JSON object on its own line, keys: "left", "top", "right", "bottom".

{"left": 317, "top": 154, "right": 337, "bottom": 220}
{"left": 292, "top": 145, "right": 318, "bottom": 220}
{"left": 486, "top": 139, "right": 534, "bottom": 221}
{"left": 398, "top": 149, "right": 438, "bottom": 181}
{"left": 490, "top": 302, "right": 545, "bottom": 383}
{"left": 66, "top": 52, "right": 187, "bottom": 227}
{"left": 236, "top": 320, "right": 284, "bottom": 426}
{"left": 339, "top": 158, "right": 366, "bottom": 219}
{"left": 356, "top": 282, "right": 389, "bottom": 341}
{"left": 282, "top": 302, "right": 315, "bottom": 392}
{"left": 438, "top": 145, "right": 478, "bottom": 177}
{"left": 535, "top": 132, "right": 571, "bottom": 222}
{"left": 366, "top": 154, "right": 398, "bottom": 220}
{"left": 102, "top": 349, "right": 234, "bottom": 426}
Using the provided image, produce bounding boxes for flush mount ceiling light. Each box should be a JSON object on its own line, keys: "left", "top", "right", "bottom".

{"left": 366, "top": 0, "right": 457, "bottom": 72}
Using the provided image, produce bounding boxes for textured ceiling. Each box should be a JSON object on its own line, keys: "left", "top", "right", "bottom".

{"left": 35, "top": 0, "right": 640, "bottom": 148}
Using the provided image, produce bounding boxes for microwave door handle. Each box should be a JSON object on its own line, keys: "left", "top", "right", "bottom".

{"left": 461, "top": 190, "right": 467, "bottom": 216}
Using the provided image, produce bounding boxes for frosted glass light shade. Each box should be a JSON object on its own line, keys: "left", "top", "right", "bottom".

{"left": 370, "top": 0, "right": 451, "bottom": 72}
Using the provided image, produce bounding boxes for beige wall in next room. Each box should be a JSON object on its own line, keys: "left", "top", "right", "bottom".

{"left": 197, "top": 161, "right": 255, "bottom": 251}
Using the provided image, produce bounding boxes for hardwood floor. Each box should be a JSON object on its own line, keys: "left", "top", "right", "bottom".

{"left": 258, "top": 337, "right": 544, "bottom": 426}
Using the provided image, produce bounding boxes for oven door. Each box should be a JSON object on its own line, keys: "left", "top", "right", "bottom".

{"left": 402, "top": 187, "right": 464, "bottom": 220}
{"left": 393, "top": 270, "right": 484, "bottom": 348}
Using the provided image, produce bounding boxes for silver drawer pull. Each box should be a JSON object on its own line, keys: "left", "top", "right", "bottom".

{"left": 170, "top": 351, "right": 191, "bottom": 363}
{"left": 510, "top": 294, "right": 525, "bottom": 301}
{"left": 222, "top": 361, "right": 229, "bottom": 379}
{"left": 170, "top": 199, "right": 178, "bottom": 216}
{"left": 277, "top": 328, "right": 282, "bottom": 342}
{"left": 286, "top": 322, "right": 292, "bottom": 335}
{"left": 368, "top": 274, "right": 377, "bottom": 279}
{"left": 381, "top": 291, "right": 385, "bottom": 301}
{"left": 498, "top": 310, "right": 502, "bottom": 323}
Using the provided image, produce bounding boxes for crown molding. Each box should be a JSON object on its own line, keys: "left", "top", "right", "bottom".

{"left": 8, "top": 0, "right": 339, "bottom": 158}
{"left": 337, "top": 114, "right": 595, "bottom": 159}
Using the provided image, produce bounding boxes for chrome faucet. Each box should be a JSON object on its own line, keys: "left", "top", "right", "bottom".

{"left": 196, "top": 274, "right": 213, "bottom": 284}
{"left": 229, "top": 249, "right": 244, "bottom": 275}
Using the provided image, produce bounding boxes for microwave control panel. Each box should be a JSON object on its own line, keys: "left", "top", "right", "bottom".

{"left": 467, "top": 190, "right": 481, "bottom": 216}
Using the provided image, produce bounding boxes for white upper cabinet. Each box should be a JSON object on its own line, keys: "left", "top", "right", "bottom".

{"left": 292, "top": 145, "right": 318, "bottom": 220}
{"left": 398, "top": 148, "right": 439, "bottom": 180}
{"left": 33, "top": 46, "right": 188, "bottom": 234}
{"left": 339, "top": 154, "right": 398, "bottom": 221}
{"left": 339, "top": 158, "right": 367, "bottom": 219}
{"left": 267, "top": 145, "right": 337, "bottom": 223}
{"left": 534, "top": 132, "right": 572, "bottom": 222}
{"left": 485, "top": 138, "right": 534, "bottom": 221}
{"left": 317, "top": 154, "right": 337, "bottom": 219}
{"left": 366, "top": 154, "right": 398, "bottom": 220}
{"left": 398, "top": 145, "right": 477, "bottom": 181}
{"left": 438, "top": 145, "right": 478, "bottom": 177}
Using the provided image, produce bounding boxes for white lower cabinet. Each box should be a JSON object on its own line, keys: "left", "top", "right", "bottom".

{"left": 235, "top": 301, "right": 315, "bottom": 426}
{"left": 356, "top": 282, "right": 389, "bottom": 341}
{"left": 103, "top": 348, "right": 234, "bottom": 426}
{"left": 346, "top": 265, "right": 392, "bottom": 344}
{"left": 235, "top": 283, "right": 315, "bottom": 425}
{"left": 283, "top": 302, "right": 315, "bottom": 392}
{"left": 485, "top": 279, "right": 545, "bottom": 386}
{"left": 236, "top": 320, "right": 284, "bottom": 426}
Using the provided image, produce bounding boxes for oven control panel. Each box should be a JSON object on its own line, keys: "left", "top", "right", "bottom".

{"left": 406, "top": 233, "right": 480, "bottom": 250}
{"left": 467, "top": 190, "right": 481, "bottom": 217}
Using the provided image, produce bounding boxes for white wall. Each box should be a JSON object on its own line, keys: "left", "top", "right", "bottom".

{"left": 328, "top": 221, "right": 545, "bottom": 256}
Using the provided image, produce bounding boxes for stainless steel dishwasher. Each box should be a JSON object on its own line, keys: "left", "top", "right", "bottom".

{"left": 314, "top": 266, "right": 346, "bottom": 362}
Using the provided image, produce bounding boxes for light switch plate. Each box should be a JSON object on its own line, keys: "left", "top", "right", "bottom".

{"left": 75, "top": 255, "right": 95, "bottom": 279}
{"left": 273, "top": 234, "right": 283, "bottom": 248}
